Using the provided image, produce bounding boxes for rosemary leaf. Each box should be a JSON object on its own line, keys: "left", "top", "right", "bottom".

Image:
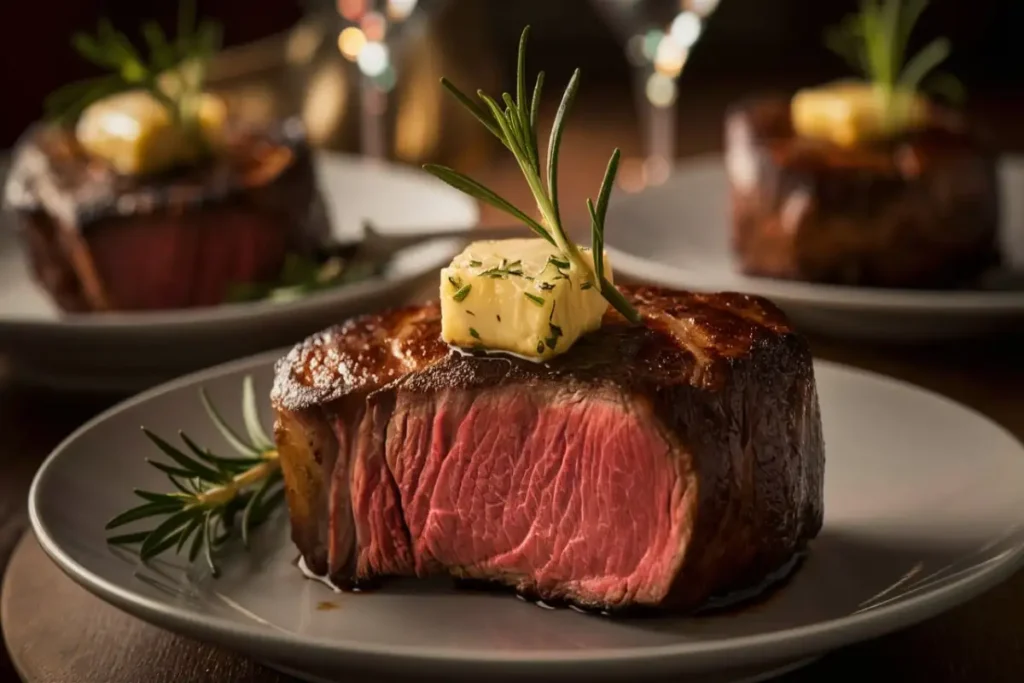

{"left": 453, "top": 284, "right": 472, "bottom": 302}
{"left": 899, "top": 38, "right": 950, "bottom": 92}
{"left": 242, "top": 376, "right": 273, "bottom": 450}
{"left": 142, "top": 428, "right": 225, "bottom": 483}
{"left": 140, "top": 508, "right": 200, "bottom": 560}
{"left": 546, "top": 68, "right": 580, "bottom": 224}
{"left": 241, "top": 475, "right": 274, "bottom": 549}
{"left": 524, "top": 292, "right": 545, "bottom": 307}
{"left": 200, "top": 388, "right": 261, "bottom": 457}
{"left": 107, "top": 531, "right": 154, "bottom": 546}
{"left": 441, "top": 78, "right": 505, "bottom": 145}
{"left": 530, "top": 71, "right": 545, "bottom": 159}
{"left": 106, "top": 501, "right": 181, "bottom": 530}
{"left": 203, "top": 510, "right": 220, "bottom": 577}
{"left": 175, "top": 516, "right": 204, "bottom": 554}
{"left": 133, "top": 489, "right": 185, "bottom": 504}
{"left": 188, "top": 522, "right": 206, "bottom": 562}
{"left": 142, "top": 21, "right": 175, "bottom": 71}
{"left": 422, "top": 164, "right": 552, "bottom": 242}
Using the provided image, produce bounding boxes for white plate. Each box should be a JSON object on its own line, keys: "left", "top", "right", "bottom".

{"left": 605, "top": 155, "right": 1024, "bottom": 342}
{"left": 29, "top": 351, "right": 1024, "bottom": 682}
{"left": 0, "top": 153, "right": 477, "bottom": 392}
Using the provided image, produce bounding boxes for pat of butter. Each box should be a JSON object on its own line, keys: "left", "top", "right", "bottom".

{"left": 75, "top": 90, "right": 227, "bottom": 176}
{"left": 440, "top": 238, "right": 612, "bottom": 360}
{"left": 791, "top": 81, "right": 928, "bottom": 147}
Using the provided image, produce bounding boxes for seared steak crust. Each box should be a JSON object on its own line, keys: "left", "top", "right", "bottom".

{"left": 272, "top": 285, "right": 825, "bottom": 611}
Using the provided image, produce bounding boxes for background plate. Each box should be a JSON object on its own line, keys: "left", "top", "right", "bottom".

{"left": 28, "top": 352, "right": 1024, "bottom": 682}
{"left": 605, "top": 155, "right": 1024, "bottom": 342}
{"left": 0, "top": 153, "right": 478, "bottom": 392}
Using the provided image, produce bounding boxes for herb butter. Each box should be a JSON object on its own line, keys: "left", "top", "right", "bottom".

{"left": 440, "top": 238, "right": 612, "bottom": 360}
{"left": 75, "top": 89, "right": 227, "bottom": 176}
{"left": 791, "top": 81, "right": 928, "bottom": 147}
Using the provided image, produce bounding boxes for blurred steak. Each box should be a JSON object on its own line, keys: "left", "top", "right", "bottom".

{"left": 271, "top": 286, "right": 825, "bottom": 612}
{"left": 3, "top": 119, "right": 327, "bottom": 312}
{"left": 725, "top": 96, "right": 1000, "bottom": 288}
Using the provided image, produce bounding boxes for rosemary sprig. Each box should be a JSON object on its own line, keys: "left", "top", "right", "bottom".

{"left": 824, "top": 0, "right": 964, "bottom": 112}
{"left": 422, "top": 26, "right": 642, "bottom": 325}
{"left": 106, "top": 375, "right": 284, "bottom": 577}
{"left": 46, "top": 0, "right": 223, "bottom": 130}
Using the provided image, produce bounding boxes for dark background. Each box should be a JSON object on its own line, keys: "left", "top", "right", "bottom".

{"left": 0, "top": 0, "right": 1022, "bottom": 148}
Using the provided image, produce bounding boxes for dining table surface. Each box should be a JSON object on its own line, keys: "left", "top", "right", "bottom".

{"left": 2, "top": 84, "right": 1024, "bottom": 683}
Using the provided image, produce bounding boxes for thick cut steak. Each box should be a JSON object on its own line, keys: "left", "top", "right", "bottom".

{"left": 271, "top": 286, "right": 825, "bottom": 611}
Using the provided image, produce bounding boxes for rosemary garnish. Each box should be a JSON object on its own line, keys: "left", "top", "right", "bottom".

{"left": 422, "top": 26, "right": 641, "bottom": 325}
{"left": 825, "top": 0, "right": 963, "bottom": 125}
{"left": 469, "top": 259, "right": 483, "bottom": 267}
{"left": 469, "top": 327, "right": 481, "bottom": 340}
{"left": 105, "top": 376, "right": 284, "bottom": 577}
{"left": 479, "top": 260, "right": 524, "bottom": 278}
{"left": 545, "top": 322, "right": 564, "bottom": 350}
{"left": 524, "top": 292, "right": 546, "bottom": 307}
{"left": 453, "top": 283, "right": 472, "bottom": 302}
{"left": 547, "top": 256, "right": 571, "bottom": 270}
{"left": 46, "top": 0, "right": 222, "bottom": 131}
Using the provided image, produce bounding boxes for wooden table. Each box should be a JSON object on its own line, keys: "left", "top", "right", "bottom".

{"left": 2, "top": 91, "right": 1024, "bottom": 682}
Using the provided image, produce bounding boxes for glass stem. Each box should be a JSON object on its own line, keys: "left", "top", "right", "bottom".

{"left": 359, "top": 74, "right": 387, "bottom": 160}
{"left": 631, "top": 64, "right": 676, "bottom": 185}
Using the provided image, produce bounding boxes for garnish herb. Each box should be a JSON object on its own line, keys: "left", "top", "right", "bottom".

{"left": 469, "top": 327, "right": 481, "bottom": 339}
{"left": 545, "top": 322, "right": 564, "bottom": 350}
{"left": 537, "top": 281, "right": 555, "bottom": 291}
{"left": 524, "top": 292, "right": 546, "bottom": 307}
{"left": 225, "top": 254, "right": 381, "bottom": 304}
{"left": 105, "top": 376, "right": 284, "bottom": 577}
{"left": 46, "top": 0, "right": 222, "bottom": 139}
{"left": 469, "top": 259, "right": 483, "bottom": 267}
{"left": 453, "top": 283, "right": 472, "bottom": 302}
{"left": 547, "top": 256, "right": 570, "bottom": 270}
{"left": 825, "top": 0, "right": 963, "bottom": 126}
{"left": 480, "top": 259, "right": 524, "bottom": 278}
{"left": 422, "top": 26, "right": 641, "bottom": 324}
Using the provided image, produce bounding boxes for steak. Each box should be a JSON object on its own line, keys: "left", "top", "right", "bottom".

{"left": 725, "top": 96, "right": 1001, "bottom": 288}
{"left": 271, "top": 286, "right": 825, "bottom": 612}
{"left": 3, "top": 118, "right": 328, "bottom": 312}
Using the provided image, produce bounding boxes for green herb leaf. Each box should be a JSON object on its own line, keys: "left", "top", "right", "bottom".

{"left": 469, "top": 327, "right": 481, "bottom": 339}
{"left": 524, "top": 292, "right": 546, "bottom": 306}
{"left": 422, "top": 164, "right": 552, "bottom": 243}
{"left": 899, "top": 38, "right": 950, "bottom": 92}
{"left": 453, "top": 283, "right": 472, "bottom": 302}
{"left": 547, "top": 68, "right": 580, "bottom": 224}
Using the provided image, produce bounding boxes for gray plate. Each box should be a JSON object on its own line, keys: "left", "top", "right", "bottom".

{"left": 0, "top": 153, "right": 477, "bottom": 392}
{"left": 28, "top": 352, "right": 1024, "bottom": 682}
{"left": 605, "top": 155, "right": 1024, "bottom": 342}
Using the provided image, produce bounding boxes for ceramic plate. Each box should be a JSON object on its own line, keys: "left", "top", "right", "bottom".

{"left": 29, "top": 351, "right": 1024, "bottom": 682}
{"left": 605, "top": 155, "right": 1024, "bottom": 342}
{"left": 0, "top": 153, "right": 477, "bottom": 392}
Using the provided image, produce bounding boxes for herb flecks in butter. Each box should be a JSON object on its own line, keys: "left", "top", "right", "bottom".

{"left": 439, "top": 237, "right": 612, "bottom": 360}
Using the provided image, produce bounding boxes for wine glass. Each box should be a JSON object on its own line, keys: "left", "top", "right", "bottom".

{"left": 307, "top": 0, "right": 450, "bottom": 159}
{"left": 590, "top": 0, "right": 722, "bottom": 189}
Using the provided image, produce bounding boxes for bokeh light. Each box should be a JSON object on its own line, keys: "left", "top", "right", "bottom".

{"left": 361, "top": 11, "right": 387, "bottom": 42}
{"left": 357, "top": 41, "right": 390, "bottom": 77}
{"left": 645, "top": 72, "right": 677, "bottom": 107}
{"left": 654, "top": 40, "right": 687, "bottom": 77}
{"left": 669, "top": 12, "right": 702, "bottom": 49}
{"left": 337, "top": 27, "right": 366, "bottom": 62}
{"left": 686, "top": 0, "right": 720, "bottom": 16}
{"left": 337, "top": 0, "right": 367, "bottom": 22}
{"left": 386, "top": 0, "right": 419, "bottom": 21}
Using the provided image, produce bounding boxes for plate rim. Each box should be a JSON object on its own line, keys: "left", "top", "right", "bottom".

{"left": 0, "top": 152, "right": 478, "bottom": 333}
{"left": 27, "top": 351, "right": 1024, "bottom": 673}
{"left": 605, "top": 153, "right": 1024, "bottom": 314}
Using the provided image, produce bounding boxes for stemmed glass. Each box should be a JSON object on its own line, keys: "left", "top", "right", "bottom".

{"left": 312, "top": 0, "right": 448, "bottom": 159}
{"left": 590, "top": 0, "right": 722, "bottom": 189}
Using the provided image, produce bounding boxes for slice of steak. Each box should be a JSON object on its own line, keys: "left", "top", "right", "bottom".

{"left": 271, "top": 285, "right": 825, "bottom": 611}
